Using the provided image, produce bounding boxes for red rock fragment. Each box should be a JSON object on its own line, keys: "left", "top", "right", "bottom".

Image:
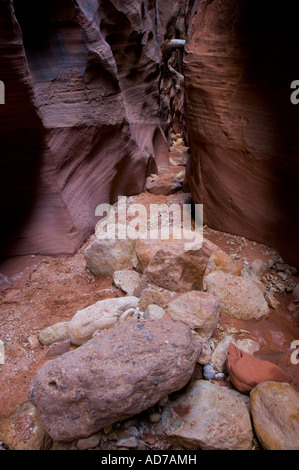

{"left": 227, "top": 343, "right": 290, "bottom": 395}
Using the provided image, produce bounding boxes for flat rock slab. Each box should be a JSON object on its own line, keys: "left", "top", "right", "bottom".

{"left": 251, "top": 382, "right": 299, "bottom": 450}
{"left": 29, "top": 319, "right": 200, "bottom": 442}
{"left": 158, "top": 380, "right": 253, "bottom": 450}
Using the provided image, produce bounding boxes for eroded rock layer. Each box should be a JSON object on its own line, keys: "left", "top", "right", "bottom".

{"left": 184, "top": 0, "right": 299, "bottom": 267}
{"left": 0, "top": 0, "right": 186, "bottom": 255}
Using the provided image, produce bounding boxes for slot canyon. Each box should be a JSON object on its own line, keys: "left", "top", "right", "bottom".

{"left": 0, "top": 0, "right": 298, "bottom": 452}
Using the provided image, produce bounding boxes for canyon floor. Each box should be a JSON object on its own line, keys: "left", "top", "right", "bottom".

{"left": 0, "top": 138, "right": 298, "bottom": 450}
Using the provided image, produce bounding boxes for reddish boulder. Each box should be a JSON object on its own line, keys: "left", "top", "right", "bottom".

{"left": 29, "top": 318, "right": 200, "bottom": 441}
{"left": 134, "top": 239, "right": 212, "bottom": 294}
{"left": 227, "top": 343, "right": 289, "bottom": 395}
{"left": 145, "top": 173, "right": 182, "bottom": 195}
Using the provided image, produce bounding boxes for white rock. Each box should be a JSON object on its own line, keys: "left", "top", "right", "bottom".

{"left": 211, "top": 335, "right": 233, "bottom": 373}
{"left": 232, "top": 338, "right": 260, "bottom": 355}
{"left": 144, "top": 304, "right": 165, "bottom": 321}
{"left": 196, "top": 336, "right": 214, "bottom": 365}
{"left": 241, "top": 259, "right": 267, "bottom": 281}
{"left": 215, "top": 373, "right": 225, "bottom": 380}
{"left": 265, "top": 293, "right": 280, "bottom": 309}
{"left": 116, "top": 437, "right": 139, "bottom": 449}
{"left": 69, "top": 297, "right": 139, "bottom": 345}
{"left": 203, "top": 364, "right": 216, "bottom": 380}
{"left": 119, "top": 308, "right": 136, "bottom": 322}
{"left": 38, "top": 322, "right": 69, "bottom": 346}
{"left": 28, "top": 334, "right": 40, "bottom": 350}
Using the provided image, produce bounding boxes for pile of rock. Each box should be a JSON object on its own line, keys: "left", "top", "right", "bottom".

{"left": 2, "top": 228, "right": 297, "bottom": 451}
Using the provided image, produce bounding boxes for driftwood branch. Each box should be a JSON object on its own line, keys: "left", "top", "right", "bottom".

{"left": 161, "top": 39, "right": 186, "bottom": 85}
{"left": 168, "top": 64, "right": 184, "bottom": 85}
{"left": 161, "top": 39, "right": 186, "bottom": 55}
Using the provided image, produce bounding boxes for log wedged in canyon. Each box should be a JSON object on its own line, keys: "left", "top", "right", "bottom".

{"left": 0, "top": 0, "right": 186, "bottom": 256}
{"left": 184, "top": 0, "right": 299, "bottom": 267}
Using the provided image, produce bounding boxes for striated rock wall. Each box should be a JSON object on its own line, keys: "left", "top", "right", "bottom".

{"left": 184, "top": 0, "right": 299, "bottom": 266}
{"left": 0, "top": 0, "right": 185, "bottom": 256}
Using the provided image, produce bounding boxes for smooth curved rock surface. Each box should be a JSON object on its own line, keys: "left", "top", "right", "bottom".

{"left": 0, "top": 0, "right": 187, "bottom": 255}
{"left": 184, "top": 0, "right": 299, "bottom": 267}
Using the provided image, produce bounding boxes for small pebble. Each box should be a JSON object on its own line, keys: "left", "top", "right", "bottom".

{"left": 265, "top": 293, "right": 280, "bottom": 309}
{"left": 148, "top": 412, "right": 161, "bottom": 424}
{"left": 203, "top": 364, "right": 216, "bottom": 380}
{"left": 215, "top": 373, "right": 225, "bottom": 380}
{"left": 76, "top": 432, "right": 102, "bottom": 450}
{"left": 103, "top": 425, "right": 112, "bottom": 435}
{"left": 277, "top": 272, "right": 287, "bottom": 281}
{"left": 106, "top": 431, "right": 119, "bottom": 441}
{"left": 126, "top": 426, "right": 140, "bottom": 437}
{"left": 116, "top": 437, "right": 139, "bottom": 449}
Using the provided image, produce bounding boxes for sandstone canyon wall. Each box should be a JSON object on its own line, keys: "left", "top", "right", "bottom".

{"left": 184, "top": 0, "right": 299, "bottom": 266}
{"left": 2, "top": 0, "right": 298, "bottom": 266}
{"left": 0, "top": 0, "right": 186, "bottom": 256}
